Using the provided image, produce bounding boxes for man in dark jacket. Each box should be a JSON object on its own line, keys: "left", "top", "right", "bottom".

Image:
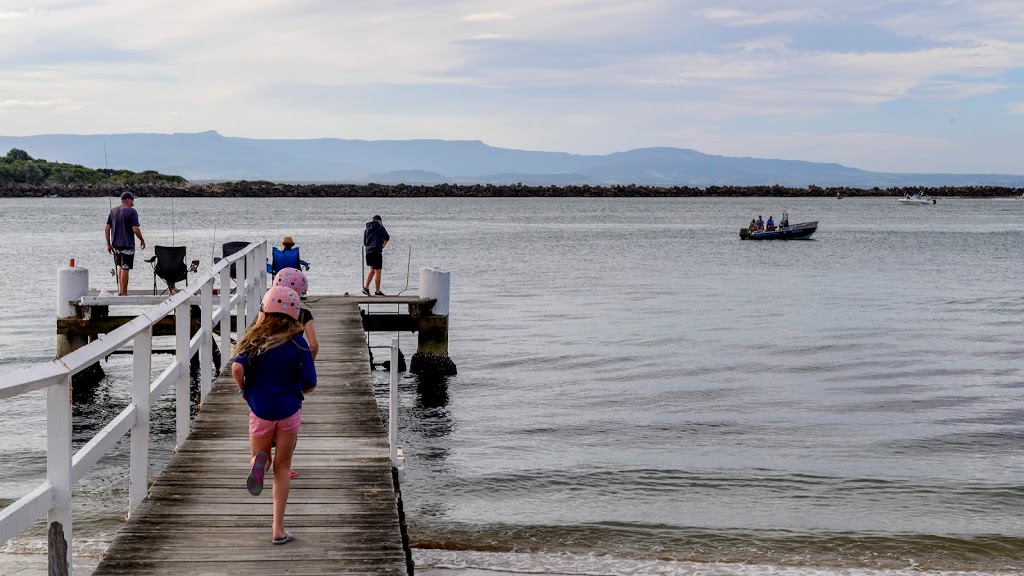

{"left": 362, "top": 215, "right": 390, "bottom": 296}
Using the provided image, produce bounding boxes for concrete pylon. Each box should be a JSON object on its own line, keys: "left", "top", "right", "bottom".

{"left": 410, "top": 267, "right": 456, "bottom": 377}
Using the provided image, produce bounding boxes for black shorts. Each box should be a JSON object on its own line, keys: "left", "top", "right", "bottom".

{"left": 365, "top": 252, "right": 383, "bottom": 270}
{"left": 112, "top": 246, "right": 135, "bottom": 270}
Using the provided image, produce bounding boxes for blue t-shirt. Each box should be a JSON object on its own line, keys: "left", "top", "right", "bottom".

{"left": 106, "top": 205, "right": 140, "bottom": 248}
{"left": 234, "top": 334, "right": 317, "bottom": 421}
{"left": 363, "top": 221, "right": 390, "bottom": 254}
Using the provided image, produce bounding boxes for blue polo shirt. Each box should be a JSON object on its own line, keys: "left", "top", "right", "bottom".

{"left": 234, "top": 334, "right": 317, "bottom": 421}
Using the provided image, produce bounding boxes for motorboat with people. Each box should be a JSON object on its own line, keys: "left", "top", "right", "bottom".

{"left": 897, "top": 192, "right": 936, "bottom": 205}
{"left": 739, "top": 219, "right": 818, "bottom": 240}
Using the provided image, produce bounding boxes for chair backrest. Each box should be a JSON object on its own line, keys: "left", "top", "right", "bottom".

{"left": 153, "top": 246, "right": 188, "bottom": 283}
{"left": 271, "top": 247, "right": 301, "bottom": 274}
{"left": 221, "top": 241, "right": 251, "bottom": 278}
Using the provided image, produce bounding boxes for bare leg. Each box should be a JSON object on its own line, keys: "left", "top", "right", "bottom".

{"left": 117, "top": 268, "right": 130, "bottom": 295}
{"left": 373, "top": 268, "right": 382, "bottom": 292}
{"left": 271, "top": 432, "right": 298, "bottom": 540}
{"left": 250, "top": 435, "right": 273, "bottom": 470}
{"left": 364, "top": 268, "right": 375, "bottom": 290}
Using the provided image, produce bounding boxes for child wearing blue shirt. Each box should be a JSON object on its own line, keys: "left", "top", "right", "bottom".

{"left": 232, "top": 285, "right": 316, "bottom": 545}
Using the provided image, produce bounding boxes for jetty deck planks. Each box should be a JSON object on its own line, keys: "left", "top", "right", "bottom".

{"left": 93, "top": 296, "right": 408, "bottom": 576}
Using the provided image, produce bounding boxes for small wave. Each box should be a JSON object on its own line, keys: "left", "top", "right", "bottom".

{"left": 877, "top": 430, "right": 1024, "bottom": 454}
{"left": 2, "top": 534, "right": 108, "bottom": 559}
{"left": 414, "top": 547, "right": 1019, "bottom": 576}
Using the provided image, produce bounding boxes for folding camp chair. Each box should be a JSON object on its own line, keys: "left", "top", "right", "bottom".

{"left": 215, "top": 241, "right": 251, "bottom": 292}
{"left": 145, "top": 246, "right": 199, "bottom": 295}
{"left": 268, "top": 246, "right": 310, "bottom": 275}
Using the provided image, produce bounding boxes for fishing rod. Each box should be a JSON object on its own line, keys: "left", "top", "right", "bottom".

{"left": 397, "top": 245, "right": 411, "bottom": 296}
{"left": 108, "top": 193, "right": 116, "bottom": 285}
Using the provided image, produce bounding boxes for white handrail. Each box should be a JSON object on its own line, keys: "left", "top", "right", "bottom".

{"left": 0, "top": 240, "right": 267, "bottom": 575}
{"left": 389, "top": 337, "right": 404, "bottom": 481}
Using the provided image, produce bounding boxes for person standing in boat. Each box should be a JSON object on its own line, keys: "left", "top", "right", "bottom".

{"left": 780, "top": 212, "right": 789, "bottom": 228}
{"left": 104, "top": 191, "right": 146, "bottom": 296}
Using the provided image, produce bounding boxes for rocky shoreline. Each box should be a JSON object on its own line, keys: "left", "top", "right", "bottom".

{"left": 2, "top": 181, "right": 1022, "bottom": 198}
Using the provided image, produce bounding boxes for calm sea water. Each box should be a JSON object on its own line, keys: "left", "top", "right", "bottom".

{"left": 1, "top": 196, "right": 1023, "bottom": 575}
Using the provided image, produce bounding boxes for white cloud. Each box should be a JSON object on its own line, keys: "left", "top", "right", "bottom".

{"left": 876, "top": 0, "right": 1024, "bottom": 43}
{"left": 0, "top": 98, "right": 68, "bottom": 109}
{"left": 461, "top": 11, "right": 514, "bottom": 22}
{"left": 724, "top": 35, "right": 792, "bottom": 52}
{"left": 695, "top": 8, "right": 818, "bottom": 26}
{"left": 1009, "top": 102, "right": 1024, "bottom": 114}
{"left": 0, "top": 10, "right": 34, "bottom": 20}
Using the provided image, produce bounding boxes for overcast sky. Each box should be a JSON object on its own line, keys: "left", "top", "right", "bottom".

{"left": 2, "top": 0, "right": 1023, "bottom": 173}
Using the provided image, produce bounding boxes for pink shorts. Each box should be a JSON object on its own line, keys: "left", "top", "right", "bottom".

{"left": 249, "top": 410, "right": 302, "bottom": 438}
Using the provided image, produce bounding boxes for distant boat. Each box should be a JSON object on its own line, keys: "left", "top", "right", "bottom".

{"left": 897, "top": 193, "right": 936, "bottom": 205}
{"left": 740, "top": 221, "right": 818, "bottom": 240}
{"left": 44, "top": 193, "right": 59, "bottom": 198}
{"left": 836, "top": 192, "right": 845, "bottom": 199}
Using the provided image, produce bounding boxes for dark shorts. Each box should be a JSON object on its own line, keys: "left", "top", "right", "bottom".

{"left": 365, "top": 252, "right": 383, "bottom": 270}
{"left": 112, "top": 246, "right": 135, "bottom": 270}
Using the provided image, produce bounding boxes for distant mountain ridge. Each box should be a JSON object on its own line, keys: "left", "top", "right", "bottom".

{"left": 1, "top": 130, "right": 1021, "bottom": 188}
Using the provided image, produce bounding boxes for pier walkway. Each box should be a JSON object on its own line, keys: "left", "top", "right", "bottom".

{"left": 93, "top": 296, "right": 409, "bottom": 575}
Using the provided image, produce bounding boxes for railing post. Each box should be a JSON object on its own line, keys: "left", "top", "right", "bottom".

{"left": 47, "top": 374, "right": 73, "bottom": 576}
{"left": 200, "top": 281, "right": 214, "bottom": 402}
{"left": 259, "top": 240, "right": 268, "bottom": 295}
{"left": 246, "top": 249, "right": 259, "bottom": 323}
{"left": 174, "top": 300, "right": 191, "bottom": 450}
{"left": 389, "top": 337, "right": 399, "bottom": 468}
{"left": 219, "top": 267, "right": 231, "bottom": 368}
{"left": 129, "top": 328, "right": 152, "bottom": 514}
{"left": 234, "top": 254, "right": 247, "bottom": 335}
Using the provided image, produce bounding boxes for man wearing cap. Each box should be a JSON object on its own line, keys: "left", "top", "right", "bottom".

{"left": 362, "top": 215, "right": 390, "bottom": 296}
{"left": 104, "top": 191, "right": 146, "bottom": 296}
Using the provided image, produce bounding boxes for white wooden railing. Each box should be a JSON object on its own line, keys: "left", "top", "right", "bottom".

{"left": 0, "top": 240, "right": 268, "bottom": 575}
{"left": 389, "top": 337, "right": 405, "bottom": 481}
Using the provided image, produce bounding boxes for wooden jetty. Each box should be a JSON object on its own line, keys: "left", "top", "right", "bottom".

{"left": 93, "top": 296, "right": 411, "bottom": 575}
{"left": 2, "top": 250, "right": 451, "bottom": 574}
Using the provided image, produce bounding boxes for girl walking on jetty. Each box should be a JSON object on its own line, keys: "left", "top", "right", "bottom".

{"left": 232, "top": 285, "right": 317, "bottom": 545}
{"left": 273, "top": 267, "right": 318, "bottom": 360}
{"left": 270, "top": 267, "right": 318, "bottom": 479}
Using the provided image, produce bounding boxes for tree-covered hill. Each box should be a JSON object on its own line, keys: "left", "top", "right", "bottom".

{"left": 0, "top": 148, "right": 187, "bottom": 186}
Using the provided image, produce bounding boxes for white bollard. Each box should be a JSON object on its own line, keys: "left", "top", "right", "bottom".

{"left": 56, "top": 262, "right": 90, "bottom": 359}
{"left": 57, "top": 262, "right": 89, "bottom": 318}
{"left": 418, "top": 267, "right": 450, "bottom": 316}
